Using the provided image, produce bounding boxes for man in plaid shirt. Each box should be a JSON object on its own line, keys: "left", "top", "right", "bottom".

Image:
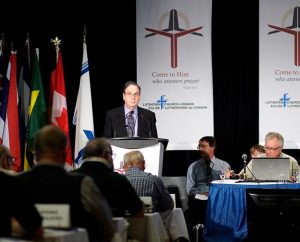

{"left": 124, "top": 150, "right": 190, "bottom": 242}
{"left": 123, "top": 150, "right": 174, "bottom": 214}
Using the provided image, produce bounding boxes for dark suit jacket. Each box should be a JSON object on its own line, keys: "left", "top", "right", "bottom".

{"left": 74, "top": 161, "right": 143, "bottom": 217}
{"left": 17, "top": 165, "right": 103, "bottom": 241}
{"left": 103, "top": 106, "right": 158, "bottom": 138}
{"left": 0, "top": 171, "right": 42, "bottom": 237}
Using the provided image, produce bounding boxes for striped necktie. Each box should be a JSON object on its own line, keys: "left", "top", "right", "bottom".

{"left": 127, "top": 112, "right": 135, "bottom": 137}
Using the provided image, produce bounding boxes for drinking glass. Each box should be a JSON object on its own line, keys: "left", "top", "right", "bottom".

{"left": 220, "top": 170, "right": 226, "bottom": 181}
{"left": 293, "top": 170, "right": 299, "bottom": 183}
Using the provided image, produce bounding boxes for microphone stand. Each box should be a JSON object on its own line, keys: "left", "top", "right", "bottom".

{"left": 240, "top": 154, "right": 259, "bottom": 183}
{"left": 246, "top": 164, "right": 259, "bottom": 183}
{"left": 242, "top": 154, "right": 247, "bottom": 180}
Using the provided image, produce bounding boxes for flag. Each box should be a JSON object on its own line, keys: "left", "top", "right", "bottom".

{"left": 0, "top": 38, "right": 5, "bottom": 113}
{"left": 25, "top": 49, "right": 48, "bottom": 170}
{"left": 0, "top": 40, "right": 9, "bottom": 143}
{"left": 3, "top": 51, "right": 21, "bottom": 172}
{"left": 73, "top": 42, "right": 94, "bottom": 168}
{"left": 50, "top": 46, "right": 73, "bottom": 169}
{"left": 18, "top": 38, "right": 31, "bottom": 170}
{"left": 18, "top": 38, "right": 30, "bottom": 130}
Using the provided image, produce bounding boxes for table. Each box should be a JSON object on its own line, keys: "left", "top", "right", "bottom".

{"left": 127, "top": 212, "right": 169, "bottom": 242}
{"left": 163, "top": 208, "right": 190, "bottom": 241}
{"left": 1, "top": 228, "right": 89, "bottom": 242}
{"left": 113, "top": 217, "right": 129, "bottom": 242}
{"left": 204, "top": 180, "right": 300, "bottom": 242}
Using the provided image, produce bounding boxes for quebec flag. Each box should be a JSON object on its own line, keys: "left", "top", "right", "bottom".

{"left": 73, "top": 42, "right": 94, "bottom": 167}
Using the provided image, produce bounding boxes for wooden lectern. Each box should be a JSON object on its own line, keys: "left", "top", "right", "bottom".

{"left": 108, "top": 137, "right": 168, "bottom": 176}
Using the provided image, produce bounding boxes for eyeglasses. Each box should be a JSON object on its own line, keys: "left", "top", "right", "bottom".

{"left": 197, "top": 144, "right": 209, "bottom": 149}
{"left": 124, "top": 92, "right": 140, "bottom": 98}
{"left": 263, "top": 146, "right": 281, "bottom": 151}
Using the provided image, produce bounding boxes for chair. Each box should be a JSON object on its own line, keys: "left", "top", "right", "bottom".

{"left": 161, "top": 176, "right": 188, "bottom": 211}
{"left": 166, "top": 185, "right": 183, "bottom": 209}
{"left": 139, "top": 196, "right": 153, "bottom": 213}
{"left": 170, "top": 194, "right": 176, "bottom": 208}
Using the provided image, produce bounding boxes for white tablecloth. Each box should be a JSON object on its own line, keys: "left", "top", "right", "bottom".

{"left": 163, "top": 208, "right": 190, "bottom": 241}
{"left": 113, "top": 217, "right": 129, "bottom": 242}
{"left": 127, "top": 212, "right": 169, "bottom": 242}
{"left": 0, "top": 228, "right": 89, "bottom": 242}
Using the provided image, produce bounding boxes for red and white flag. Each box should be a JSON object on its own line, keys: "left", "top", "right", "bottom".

{"left": 50, "top": 47, "right": 73, "bottom": 169}
{"left": 3, "top": 51, "right": 21, "bottom": 171}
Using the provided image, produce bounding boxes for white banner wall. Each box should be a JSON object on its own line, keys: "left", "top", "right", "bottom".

{"left": 136, "top": 0, "right": 213, "bottom": 150}
{"left": 259, "top": 0, "right": 300, "bottom": 148}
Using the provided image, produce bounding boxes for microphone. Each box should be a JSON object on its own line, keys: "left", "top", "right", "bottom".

{"left": 242, "top": 154, "right": 247, "bottom": 176}
{"left": 242, "top": 154, "right": 247, "bottom": 180}
{"left": 241, "top": 154, "right": 259, "bottom": 182}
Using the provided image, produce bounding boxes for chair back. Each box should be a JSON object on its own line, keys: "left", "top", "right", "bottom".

{"left": 170, "top": 193, "right": 176, "bottom": 208}
{"left": 139, "top": 196, "right": 153, "bottom": 213}
{"left": 161, "top": 176, "right": 188, "bottom": 211}
{"left": 166, "top": 185, "right": 183, "bottom": 208}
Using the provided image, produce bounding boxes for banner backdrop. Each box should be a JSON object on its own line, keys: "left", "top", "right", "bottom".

{"left": 259, "top": 0, "right": 300, "bottom": 148}
{"left": 136, "top": 0, "right": 213, "bottom": 150}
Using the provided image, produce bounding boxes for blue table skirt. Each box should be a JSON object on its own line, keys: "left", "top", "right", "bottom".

{"left": 204, "top": 182, "right": 300, "bottom": 242}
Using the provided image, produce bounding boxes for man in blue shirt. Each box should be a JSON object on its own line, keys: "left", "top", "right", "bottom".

{"left": 186, "top": 136, "right": 230, "bottom": 196}
{"left": 186, "top": 136, "right": 229, "bottom": 241}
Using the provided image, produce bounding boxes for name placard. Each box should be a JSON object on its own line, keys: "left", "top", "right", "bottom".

{"left": 35, "top": 204, "right": 70, "bottom": 228}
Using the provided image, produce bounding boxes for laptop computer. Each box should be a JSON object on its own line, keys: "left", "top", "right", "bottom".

{"left": 251, "top": 157, "right": 290, "bottom": 181}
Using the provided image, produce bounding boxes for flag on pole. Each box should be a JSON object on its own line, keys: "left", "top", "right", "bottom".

{"left": 18, "top": 37, "right": 31, "bottom": 170}
{"left": 0, "top": 38, "right": 9, "bottom": 143}
{"left": 73, "top": 42, "right": 94, "bottom": 168}
{"left": 3, "top": 51, "right": 21, "bottom": 172}
{"left": 25, "top": 49, "right": 48, "bottom": 170}
{"left": 0, "top": 36, "right": 6, "bottom": 114}
{"left": 50, "top": 45, "right": 73, "bottom": 169}
{"left": 18, "top": 37, "right": 30, "bottom": 131}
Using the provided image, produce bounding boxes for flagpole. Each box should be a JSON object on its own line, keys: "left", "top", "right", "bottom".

{"left": 0, "top": 33, "right": 4, "bottom": 50}
{"left": 51, "top": 36, "right": 61, "bottom": 61}
{"left": 50, "top": 36, "right": 74, "bottom": 170}
{"left": 26, "top": 32, "right": 30, "bottom": 67}
{"left": 83, "top": 24, "right": 87, "bottom": 43}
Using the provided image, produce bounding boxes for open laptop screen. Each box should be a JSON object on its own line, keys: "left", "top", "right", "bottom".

{"left": 251, "top": 158, "right": 290, "bottom": 181}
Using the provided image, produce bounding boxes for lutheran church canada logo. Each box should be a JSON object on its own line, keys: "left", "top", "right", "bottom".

{"left": 145, "top": 9, "right": 203, "bottom": 69}
{"left": 265, "top": 93, "right": 300, "bottom": 108}
{"left": 268, "top": 6, "right": 300, "bottom": 66}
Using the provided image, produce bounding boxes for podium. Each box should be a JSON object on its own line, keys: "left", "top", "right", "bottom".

{"left": 108, "top": 137, "right": 168, "bottom": 176}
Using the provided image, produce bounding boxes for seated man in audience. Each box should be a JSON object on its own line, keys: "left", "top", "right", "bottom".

{"left": 17, "top": 125, "right": 116, "bottom": 242}
{"left": 239, "top": 132, "right": 298, "bottom": 180}
{"left": 123, "top": 150, "right": 174, "bottom": 215}
{"left": 0, "top": 171, "right": 43, "bottom": 240}
{"left": 124, "top": 151, "right": 190, "bottom": 241}
{"left": 74, "top": 137, "right": 144, "bottom": 217}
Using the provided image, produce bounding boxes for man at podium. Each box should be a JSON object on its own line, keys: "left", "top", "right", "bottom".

{"left": 103, "top": 81, "right": 158, "bottom": 138}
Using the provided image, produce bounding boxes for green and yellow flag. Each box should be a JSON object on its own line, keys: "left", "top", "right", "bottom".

{"left": 24, "top": 49, "right": 48, "bottom": 170}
